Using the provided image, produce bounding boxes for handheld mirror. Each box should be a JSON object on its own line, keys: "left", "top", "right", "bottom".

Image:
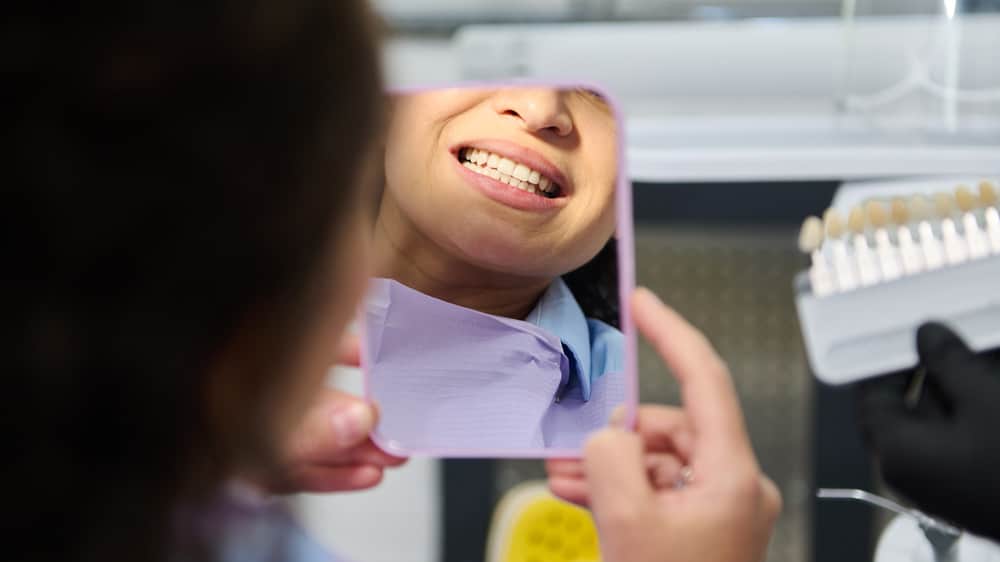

{"left": 361, "top": 83, "right": 636, "bottom": 457}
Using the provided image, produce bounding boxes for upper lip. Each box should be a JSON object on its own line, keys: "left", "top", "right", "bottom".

{"left": 450, "top": 139, "right": 572, "bottom": 195}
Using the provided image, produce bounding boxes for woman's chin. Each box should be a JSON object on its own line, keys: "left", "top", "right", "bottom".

{"left": 449, "top": 238, "right": 560, "bottom": 279}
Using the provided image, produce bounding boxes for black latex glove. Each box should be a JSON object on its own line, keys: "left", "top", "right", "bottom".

{"left": 857, "top": 322, "right": 1000, "bottom": 541}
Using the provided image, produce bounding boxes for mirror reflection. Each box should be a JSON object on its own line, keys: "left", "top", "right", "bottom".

{"left": 364, "top": 86, "right": 626, "bottom": 452}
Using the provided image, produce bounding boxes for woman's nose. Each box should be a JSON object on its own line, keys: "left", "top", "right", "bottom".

{"left": 492, "top": 89, "right": 574, "bottom": 136}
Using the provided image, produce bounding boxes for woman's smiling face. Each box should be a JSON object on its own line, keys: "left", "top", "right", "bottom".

{"left": 383, "top": 87, "right": 618, "bottom": 279}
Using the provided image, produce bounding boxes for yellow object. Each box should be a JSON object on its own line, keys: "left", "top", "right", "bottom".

{"left": 485, "top": 481, "right": 601, "bottom": 562}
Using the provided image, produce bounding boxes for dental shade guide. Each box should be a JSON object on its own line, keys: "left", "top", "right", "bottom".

{"left": 795, "top": 180, "right": 1000, "bottom": 385}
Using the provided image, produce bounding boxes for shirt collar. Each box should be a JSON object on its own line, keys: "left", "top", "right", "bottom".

{"left": 524, "top": 278, "right": 593, "bottom": 401}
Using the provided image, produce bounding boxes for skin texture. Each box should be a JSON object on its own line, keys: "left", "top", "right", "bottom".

{"left": 547, "top": 289, "right": 782, "bottom": 562}
{"left": 374, "top": 88, "right": 617, "bottom": 319}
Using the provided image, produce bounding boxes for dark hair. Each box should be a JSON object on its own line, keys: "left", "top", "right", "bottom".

{"left": 563, "top": 238, "right": 619, "bottom": 329}
{"left": 4, "top": 2, "right": 382, "bottom": 561}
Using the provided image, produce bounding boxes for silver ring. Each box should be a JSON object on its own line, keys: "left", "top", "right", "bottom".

{"left": 673, "top": 466, "right": 694, "bottom": 489}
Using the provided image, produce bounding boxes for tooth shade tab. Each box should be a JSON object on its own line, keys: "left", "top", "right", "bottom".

{"left": 798, "top": 216, "right": 824, "bottom": 253}
{"left": 823, "top": 208, "right": 845, "bottom": 239}
{"left": 934, "top": 192, "right": 956, "bottom": 217}
{"left": 847, "top": 206, "right": 866, "bottom": 234}
{"left": 459, "top": 147, "right": 560, "bottom": 195}
{"left": 910, "top": 195, "right": 931, "bottom": 222}
{"left": 866, "top": 201, "right": 889, "bottom": 229}
{"left": 979, "top": 181, "right": 998, "bottom": 206}
{"left": 890, "top": 198, "right": 910, "bottom": 224}
{"left": 955, "top": 185, "right": 977, "bottom": 212}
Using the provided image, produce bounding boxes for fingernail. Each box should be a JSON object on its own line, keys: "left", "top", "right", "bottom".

{"left": 332, "top": 402, "right": 373, "bottom": 446}
{"left": 635, "top": 286, "right": 662, "bottom": 306}
{"left": 609, "top": 405, "right": 627, "bottom": 428}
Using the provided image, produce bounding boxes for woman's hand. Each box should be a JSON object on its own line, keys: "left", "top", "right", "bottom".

{"left": 547, "top": 288, "right": 780, "bottom": 562}
{"left": 269, "top": 335, "right": 407, "bottom": 493}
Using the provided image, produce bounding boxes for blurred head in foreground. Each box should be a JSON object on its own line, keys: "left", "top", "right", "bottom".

{"left": 4, "top": 2, "right": 383, "bottom": 560}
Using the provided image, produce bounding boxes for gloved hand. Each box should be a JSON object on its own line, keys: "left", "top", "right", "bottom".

{"left": 857, "top": 322, "right": 1000, "bottom": 540}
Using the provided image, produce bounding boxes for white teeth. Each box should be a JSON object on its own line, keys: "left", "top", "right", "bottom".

{"left": 497, "top": 158, "right": 515, "bottom": 175}
{"left": 460, "top": 148, "right": 559, "bottom": 196}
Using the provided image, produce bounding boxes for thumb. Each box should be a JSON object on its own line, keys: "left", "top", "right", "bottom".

{"left": 916, "top": 322, "right": 977, "bottom": 400}
{"left": 337, "top": 333, "right": 361, "bottom": 367}
{"left": 855, "top": 371, "right": 912, "bottom": 448}
{"left": 290, "top": 389, "right": 376, "bottom": 462}
{"left": 584, "top": 428, "right": 652, "bottom": 524}
{"left": 331, "top": 398, "right": 376, "bottom": 448}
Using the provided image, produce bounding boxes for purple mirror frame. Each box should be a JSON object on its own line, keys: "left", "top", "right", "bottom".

{"left": 360, "top": 79, "right": 637, "bottom": 458}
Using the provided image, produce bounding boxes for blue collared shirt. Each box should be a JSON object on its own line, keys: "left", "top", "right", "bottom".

{"left": 524, "top": 278, "right": 624, "bottom": 403}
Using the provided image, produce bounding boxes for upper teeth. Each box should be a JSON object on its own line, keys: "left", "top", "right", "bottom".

{"left": 460, "top": 148, "right": 558, "bottom": 196}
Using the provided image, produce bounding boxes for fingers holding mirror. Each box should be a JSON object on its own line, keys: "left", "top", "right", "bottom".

{"left": 545, "top": 404, "right": 693, "bottom": 506}
{"left": 362, "top": 84, "right": 632, "bottom": 456}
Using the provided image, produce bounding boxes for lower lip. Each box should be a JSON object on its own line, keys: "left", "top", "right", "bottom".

{"left": 452, "top": 158, "right": 566, "bottom": 212}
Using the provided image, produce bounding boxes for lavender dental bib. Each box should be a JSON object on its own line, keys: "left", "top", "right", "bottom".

{"left": 364, "top": 278, "right": 624, "bottom": 452}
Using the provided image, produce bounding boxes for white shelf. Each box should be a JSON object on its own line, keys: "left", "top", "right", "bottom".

{"left": 451, "top": 17, "right": 1000, "bottom": 183}
{"left": 627, "top": 143, "right": 1000, "bottom": 183}
{"left": 625, "top": 111, "right": 1000, "bottom": 183}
